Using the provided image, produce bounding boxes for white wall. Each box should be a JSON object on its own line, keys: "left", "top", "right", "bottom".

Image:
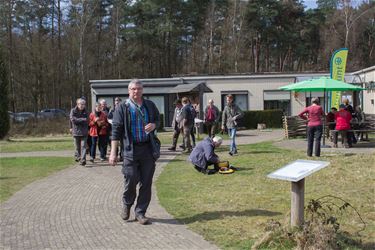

{"left": 203, "top": 77, "right": 307, "bottom": 115}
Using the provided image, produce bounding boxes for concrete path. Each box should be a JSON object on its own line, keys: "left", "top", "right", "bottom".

{"left": 0, "top": 146, "right": 218, "bottom": 250}
{"left": 274, "top": 138, "right": 375, "bottom": 155}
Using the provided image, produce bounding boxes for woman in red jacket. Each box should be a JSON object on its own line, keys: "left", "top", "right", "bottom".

{"left": 89, "top": 103, "right": 109, "bottom": 162}
{"left": 333, "top": 104, "right": 352, "bottom": 148}
{"left": 298, "top": 97, "right": 324, "bottom": 157}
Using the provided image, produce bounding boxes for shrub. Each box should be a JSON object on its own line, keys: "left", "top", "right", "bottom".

{"left": 241, "top": 109, "right": 283, "bottom": 129}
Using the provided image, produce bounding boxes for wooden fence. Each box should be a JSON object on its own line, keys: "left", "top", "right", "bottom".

{"left": 283, "top": 116, "right": 307, "bottom": 139}
{"left": 283, "top": 114, "right": 375, "bottom": 139}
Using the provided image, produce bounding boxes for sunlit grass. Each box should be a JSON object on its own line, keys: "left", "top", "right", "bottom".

{"left": 0, "top": 157, "right": 74, "bottom": 202}
{"left": 157, "top": 142, "right": 375, "bottom": 249}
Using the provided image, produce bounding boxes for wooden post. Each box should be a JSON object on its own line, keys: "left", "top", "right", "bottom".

{"left": 291, "top": 178, "right": 305, "bottom": 227}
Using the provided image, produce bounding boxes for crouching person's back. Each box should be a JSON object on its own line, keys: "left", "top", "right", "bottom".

{"left": 189, "top": 136, "right": 222, "bottom": 174}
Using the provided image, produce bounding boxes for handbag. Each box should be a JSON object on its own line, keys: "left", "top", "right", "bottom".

{"left": 149, "top": 131, "right": 161, "bottom": 160}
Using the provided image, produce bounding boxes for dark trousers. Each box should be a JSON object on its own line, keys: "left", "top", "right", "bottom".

{"left": 333, "top": 130, "right": 348, "bottom": 147}
{"left": 194, "top": 162, "right": 219, "bottom": 175}
{"left": 206, "top": 121, "right": 217, "bottom": 138}
{"left": 90, "top": 135, "right": 107, "bottom": 159}
{"left": 122, "top": 143, "right": 156, "bottom": 216}
{"left": 171, "top": 127, "right": 181, "bottom": 148}
{"left": 307, "top": 125, "right": 322, "bottom": 157}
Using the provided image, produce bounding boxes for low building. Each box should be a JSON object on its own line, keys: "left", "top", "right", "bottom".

{"left": 90, "top": 70, "right": 373, "bottom": 127}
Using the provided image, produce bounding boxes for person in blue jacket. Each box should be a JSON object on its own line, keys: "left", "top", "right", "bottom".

{"left": 189, "top": 136, "right": 222, "bottom": 174}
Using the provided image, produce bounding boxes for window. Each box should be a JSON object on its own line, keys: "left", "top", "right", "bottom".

{"left": 221, "top": 92, "right": 248, "bottom": 110}
{"left": 264, "top": 100, "right": 291, "bottom": 115}
{"left": 263, "top": 90, "right": 291, "bottom": 115}
{"left": 144, "top": 96, "right": 165, "bottom": 115}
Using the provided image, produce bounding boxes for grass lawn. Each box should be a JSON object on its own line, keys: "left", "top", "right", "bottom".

{"left": 0, "top": 157, "right": 74, "bottom": 202}
{"left": 156, "top": 142, "right": 375, "bottom": 249}
{"left": 0, "top": 136, "right": 74, "bottom": 153}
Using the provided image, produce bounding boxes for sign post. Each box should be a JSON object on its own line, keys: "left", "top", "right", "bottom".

{"left": 268, "top": 160, "right": 329, "bottom": 227}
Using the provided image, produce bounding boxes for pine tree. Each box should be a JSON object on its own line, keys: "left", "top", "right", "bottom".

{"left": 0, "top": 45, "right": 10, "bottom": 139}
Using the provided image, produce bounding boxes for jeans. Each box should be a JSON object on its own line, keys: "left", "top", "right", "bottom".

{"left": 307, "top": 125, "right": 322, "bottom": 157}
{"left": 90, "top": 135, "right": 107, "bottom": 159}
{"left": 228, "top": 128, "right": 237, "bottom": 153}
{"left": 73, "top": 136, "right": 87, "bottom": 162}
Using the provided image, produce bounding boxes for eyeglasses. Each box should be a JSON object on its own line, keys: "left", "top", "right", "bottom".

{"left": 129, "top": 87, "right": 143, "bottom": 91}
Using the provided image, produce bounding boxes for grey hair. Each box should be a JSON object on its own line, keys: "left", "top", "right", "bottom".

{"left": 76, "top": 98, "right": 86, "bottom": 104}
{"left": 99, "top": 99, "right": 106, "bottom": 104}
{"left": 128, "top": 79, "right": 143, "bottom": 89}
{"left": 212, "top": 136, "right": 223, "bottom": 145}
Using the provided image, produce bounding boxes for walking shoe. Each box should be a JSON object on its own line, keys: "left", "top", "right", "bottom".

{"left": 135, "top": 214, "right": 150, "bottom": 225}
{"left": 168, "top": 147, "right": 176, "bottom": 151}
{"left": 80, "top": 160, "right": 86, "bottom": 166}
{"left": 179, "top": 144, "right": 185, "bottom": 150}
{"left": 89, "top": 158, "right": 94, "bottom": 163}
{"left": 100, "top": 158, "right": 105, "bottom": 162}
{"left": 121, "top": 206, "right": 131, "bottom": 221}
{"left": 75, "top": 157, "right": 80, "bottom": 162}
{"left": 229, "top": 151, "right": 233, "bottom": 156}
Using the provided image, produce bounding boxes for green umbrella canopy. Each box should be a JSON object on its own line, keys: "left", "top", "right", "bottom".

{"left": 279, "top": 77, "right": 365, "bottom": 92}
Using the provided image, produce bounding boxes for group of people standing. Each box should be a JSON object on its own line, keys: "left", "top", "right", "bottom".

{"left": 298, "top": 97, "right": 366, "bottom": 157}
{"left": 168, "top": 94, "right": 243, "bottom": 156}
{"left": 69, "top": 97, "right": 122, "bottom": 166}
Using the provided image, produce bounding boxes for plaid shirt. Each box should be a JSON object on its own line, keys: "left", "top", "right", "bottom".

{"left": 127, "top": 99, "right": 149, "bottom": 143}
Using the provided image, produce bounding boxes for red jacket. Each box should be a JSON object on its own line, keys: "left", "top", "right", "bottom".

{"left": 89, "top": 111, "right": 109, "bottom": 136}
{"left": 335, "top": 110, "right": 352, "bottom": 131}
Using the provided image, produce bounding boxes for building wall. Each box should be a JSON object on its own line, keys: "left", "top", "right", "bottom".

{"left": 357, "top": 69, "right": 375, "bottom": 114}
{"left": 202, "top": 77, "right": 306, "bottom": 115}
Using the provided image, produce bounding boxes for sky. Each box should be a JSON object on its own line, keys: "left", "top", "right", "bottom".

{"left": 304, "top": 0, "right": 369, "bottom": 9}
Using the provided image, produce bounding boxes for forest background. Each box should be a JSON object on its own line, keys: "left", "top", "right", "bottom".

{"left": 1, "top": 0, "right": 374, "bottom": 113}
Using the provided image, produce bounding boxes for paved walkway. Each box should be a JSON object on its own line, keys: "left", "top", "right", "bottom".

{"left": 0, "top": 129, "right": 286, "bottom": 250}
{"left": 274, "top": 138, "right": 375, "bottom": 155}
{"left": 0, "top": 146, "right": 218, "bottom": 250}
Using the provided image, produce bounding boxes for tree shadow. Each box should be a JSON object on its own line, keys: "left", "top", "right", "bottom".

{"left": 179, "top": 209, "right": 282, "bottom": 224}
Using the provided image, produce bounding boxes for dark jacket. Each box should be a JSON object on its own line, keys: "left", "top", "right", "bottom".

{"left": 222, "top": 103, "right": 243, "bottom": 129}
{"left": 70, "top": 106, "right": 89, "bottom": 137}
{"left": 111, "top": 99, "right": 160, "bottom": 160}
{"left": 189, "top": 137, "right": 219, "bottom": 169}
{"left": 204, "top": 105, "right": 220, "bottom": 123}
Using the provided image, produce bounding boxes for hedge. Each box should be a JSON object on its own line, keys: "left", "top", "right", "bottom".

{"left": 241, "top": 109, "right": 283, "bottom": 129}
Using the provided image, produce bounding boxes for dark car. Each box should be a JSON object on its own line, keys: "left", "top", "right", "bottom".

{"left": 14, "top": 112, "right": 35, "bottom": 123}
{"left": 39, "top": 109, "right": 67, "bottom": 118}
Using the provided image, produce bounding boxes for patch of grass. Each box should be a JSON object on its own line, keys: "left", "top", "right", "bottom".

{"left": 0, "top": 136, "right": 73, "bottom": 153}
{"left": 156, "top": 142, "right": 375, "bottom": 249}
{"left": 0, "top": 157, "right": 74, "bottom": 202}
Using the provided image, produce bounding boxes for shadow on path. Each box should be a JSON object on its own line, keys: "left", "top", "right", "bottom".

{"left": 180, "top": 209, "right": 281, "bottom": 224}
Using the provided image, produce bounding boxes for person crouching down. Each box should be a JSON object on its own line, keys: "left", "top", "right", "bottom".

{"left": 189, "top": 136, "right": 222, "bottom": 174}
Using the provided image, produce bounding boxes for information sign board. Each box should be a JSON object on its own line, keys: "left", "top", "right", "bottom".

{"left": 267, "top": 159, "right": 329, "bottom": 182}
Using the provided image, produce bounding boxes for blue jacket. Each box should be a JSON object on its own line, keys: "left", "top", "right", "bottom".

{"left": 111, "top": 99, "right": 160, "bottom": 160}
{"left": 189, "top": 137, "right": 219, "bottom": 169}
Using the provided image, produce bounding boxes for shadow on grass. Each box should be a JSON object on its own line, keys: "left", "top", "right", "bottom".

{"left": 0, "top": 177, "right": 16, "bottom": 180}
{"left": 179, "top": 209, "right": 282, "bottom": 224}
